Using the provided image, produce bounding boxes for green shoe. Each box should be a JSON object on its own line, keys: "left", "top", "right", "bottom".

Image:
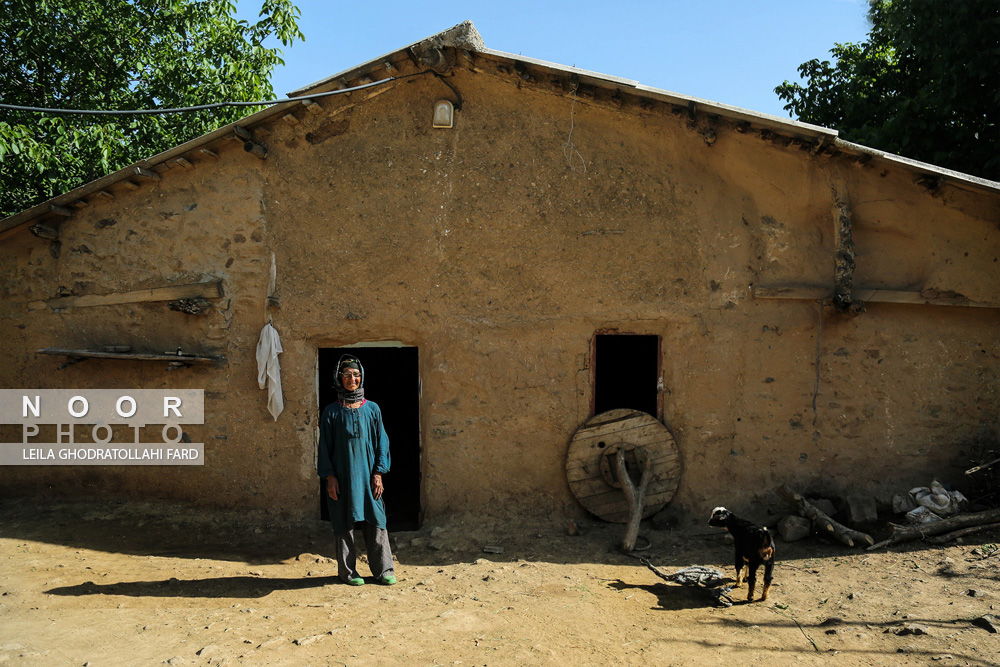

{"left": 378, "top": 575, "right": 397, "bottom": 585}
{"left": 346, "top": 577, "right": 365, "bottom": 586}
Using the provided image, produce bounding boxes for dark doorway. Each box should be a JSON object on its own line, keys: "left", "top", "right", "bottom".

{"left": 593, "top": 334, "right": 660, "bottom": 417}
{"left": 318, "top": 346, "right": 421, "bottom": 531}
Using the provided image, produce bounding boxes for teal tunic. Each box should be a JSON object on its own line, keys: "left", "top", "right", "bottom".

{"left": 318, "top": 400, "right": 391, "bottom": 534}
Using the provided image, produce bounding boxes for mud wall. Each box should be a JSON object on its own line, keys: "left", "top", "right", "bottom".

{"left": 1, "top": 63, "right": 998, "bottom": 520}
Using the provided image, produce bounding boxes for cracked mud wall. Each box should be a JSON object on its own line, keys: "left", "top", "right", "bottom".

{"left": 1, "top": 65, "right": 998, "bottom": 519}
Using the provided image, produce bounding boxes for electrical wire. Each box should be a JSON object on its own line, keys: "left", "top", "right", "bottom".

{"left": 0, "top": 70, "right": 436, "bottom": 116}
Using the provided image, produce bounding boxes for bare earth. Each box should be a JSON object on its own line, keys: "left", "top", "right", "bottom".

{"left": 0, "top": 499, "right": 997, "bottom": 666}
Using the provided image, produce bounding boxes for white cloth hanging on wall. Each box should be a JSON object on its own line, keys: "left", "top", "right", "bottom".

{"left": 256, "top": 322, "right": 284, "bottom": 420}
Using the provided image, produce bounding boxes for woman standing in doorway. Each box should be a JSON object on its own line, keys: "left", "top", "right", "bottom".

{"left": 318, "top": 354, "right": 396, "bottom": 585}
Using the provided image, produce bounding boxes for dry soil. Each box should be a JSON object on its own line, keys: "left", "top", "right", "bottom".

{"left": 1, "top": 499, "right": 998, "bottom": 666}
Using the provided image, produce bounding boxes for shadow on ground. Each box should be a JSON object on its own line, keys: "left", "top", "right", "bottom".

{"left": 606, "top": 578, "right": 733, "bottom": 611}
{"left": 44, "top": 574, "right": 353, "bottom": 598}
{"left": 2, "top": 496, "right": 986, "bottom": 571}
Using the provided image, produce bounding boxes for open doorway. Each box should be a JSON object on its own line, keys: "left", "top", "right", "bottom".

{"left": 593, "top": 333, "right": 660, "bottom": 418}
{"left": 318, "top": 345, "right": 421, "bottom": 531}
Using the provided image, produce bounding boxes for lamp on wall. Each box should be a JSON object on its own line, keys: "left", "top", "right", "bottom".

{"left": 432, "top": 100, "right": 454, "bottom": 129}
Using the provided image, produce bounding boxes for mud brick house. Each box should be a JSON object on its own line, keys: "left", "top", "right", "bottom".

{"left": 2, "top": 22, "right": 998, "bottom": 528}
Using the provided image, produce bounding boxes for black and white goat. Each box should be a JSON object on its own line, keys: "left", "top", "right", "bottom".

{"left": 708, "top": 507, "right": 775, "bottom": 602}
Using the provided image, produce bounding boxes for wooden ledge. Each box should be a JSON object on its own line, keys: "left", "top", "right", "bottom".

{"left": 753, "top": 286, "right": 999, "bottom": 309}
{"left": 29, "top": 280, "right": 223, "bottom": 311}
{"left": 37, "top": 348, "right": 225, "bottom": 364}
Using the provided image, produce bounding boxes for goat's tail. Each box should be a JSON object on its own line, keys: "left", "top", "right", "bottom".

{"left": 759, "top": 527, "right": 776, "bottom": 560}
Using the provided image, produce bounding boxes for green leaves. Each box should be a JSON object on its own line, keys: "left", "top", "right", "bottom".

{"left": 0, "top": 0, "right": 303, "bottom": 217}
{"left": 775, "top": 0, "right": 999, "bottom": 181}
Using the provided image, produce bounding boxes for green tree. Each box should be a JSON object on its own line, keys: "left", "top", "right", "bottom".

{"left": 775, "top": 0, "right": 1000, "bottom": 181}
{"left": 0, "top": 0, "right": 303, "bottom": 217}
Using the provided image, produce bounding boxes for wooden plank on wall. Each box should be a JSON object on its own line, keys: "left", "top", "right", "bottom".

{"left": 32, "top": 280, "right": 223, "bottom": 310}
{"left": 37, "top": 348, "right": 224, "bottom": 364}
{"left": 754, "top": 285, "right": 999, "bottom": 309}
{"left": 753, "top": 286, "right": 830, "bottom": 301}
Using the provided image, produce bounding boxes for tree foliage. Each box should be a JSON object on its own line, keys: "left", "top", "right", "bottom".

{"left": 775, "top": 0, "right": 1000, "bottom": 181}
{"left": 0, "top": 0, "right": 303, "bottom": 217}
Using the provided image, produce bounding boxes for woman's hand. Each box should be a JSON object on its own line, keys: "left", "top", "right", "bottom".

{"left": 372, "top": 473, "right": 384, "bottom": 500}
{"left": 326, "top": 476, "right": 340, "bottom": 500}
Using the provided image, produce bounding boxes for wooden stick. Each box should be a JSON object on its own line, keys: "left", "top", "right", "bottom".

{"left": 618, "top": 447, "right": 651, "bottom": 553}
{"left": 868, "top": 508, "right": 1000, "bottom": 550}
{"left": 926, "top": 522, "right": 1000, "bottom": 545}
{"left": 777, "top": 485, "right": 873, "bottom": 547}
{"left": 966, "top": 456, "right": 1000, "bottom": 475}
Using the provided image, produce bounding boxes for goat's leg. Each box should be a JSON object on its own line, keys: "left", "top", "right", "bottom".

{"left": 760, "top": 559, "right": 774, "bottom": 601}
{"left": 733, "top": 555, "right": 745, "bottom": 586}
{"left": 746, "top": 563, "right": 758, "bottom": 601}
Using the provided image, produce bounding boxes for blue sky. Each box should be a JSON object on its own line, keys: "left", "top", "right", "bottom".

{"left": 235, "top": 0, "right": 872, "bottom": 119}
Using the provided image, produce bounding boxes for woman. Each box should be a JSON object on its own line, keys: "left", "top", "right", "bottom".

{"left": 317, "top": 354, "right": 396, "bottom": 585}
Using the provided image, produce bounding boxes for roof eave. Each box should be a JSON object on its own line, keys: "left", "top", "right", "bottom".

{"left": 0, "top": 98, "right": 303, "bottom": 239}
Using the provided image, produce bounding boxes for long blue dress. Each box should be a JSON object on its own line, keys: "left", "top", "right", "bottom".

{"left": 317, "top": 400, "right": 391, "bottom": 534}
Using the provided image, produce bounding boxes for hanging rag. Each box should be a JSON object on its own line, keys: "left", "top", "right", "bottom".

{"left": 256, "top": 322, "right": 284, "bottom": 420}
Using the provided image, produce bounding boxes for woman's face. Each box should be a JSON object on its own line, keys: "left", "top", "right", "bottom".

{"left": 341, "top": 368, "right": 361, "bottom": 392}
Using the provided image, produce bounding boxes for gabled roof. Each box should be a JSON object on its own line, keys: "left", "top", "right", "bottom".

{"left": 3, "top": 20, "right": 998, "bottom": 239}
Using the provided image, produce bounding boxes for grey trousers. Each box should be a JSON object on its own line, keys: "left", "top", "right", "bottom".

{"left": 334, "top": 522, "right": 394, "bottom": 581}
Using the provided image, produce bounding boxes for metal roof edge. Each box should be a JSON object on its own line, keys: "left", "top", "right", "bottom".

{"left": 477, "top": 48, "right": 837, "bottom": 140}
{"left": 834, "top": 138, "right": 1000, "bottom": 195}
{"left": 3, "top": 20, "right": 998, "bottom": 235}
{"left": 477, "top": 48, "right": 642, "bottom": 89}
{"left": 467, "top": 48, "right": 999, "bottom": 193}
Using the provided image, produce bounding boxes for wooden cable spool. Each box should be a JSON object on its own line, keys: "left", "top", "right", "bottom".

{"left": 566, "top": 409, "right": 681, "bottom": 523}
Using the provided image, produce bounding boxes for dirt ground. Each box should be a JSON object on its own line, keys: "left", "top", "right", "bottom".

{"left": 0, "top": 499, "right": 998, "bottom": 667}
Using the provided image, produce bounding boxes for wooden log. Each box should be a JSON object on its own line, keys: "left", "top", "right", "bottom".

{"left": 831, "top": 194, "right": 858, "bottom": 312}
{"left": 777, "top": 485, "right": 873, "bottom": 547}
{"left": 618, "top": 446, "right": 652, "bottom": 553}
{"left": 868, "top": 508, "right": 1000, "bottom": 551}
{"left": 243, "top": 141, "right": 268, "bottom": 159}
{"left": 29, "top": 224, "right": 59, "bottom": 240}
{"left": 133, "top": 167, "right": 160, "bottom": 181}
{"left": 926, "top": 523, "right": 1000, "bottom": 545}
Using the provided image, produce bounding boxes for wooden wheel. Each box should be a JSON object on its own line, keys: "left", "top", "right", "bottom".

{"left": 566, "top": 409, "right": 681, "bottom": 523}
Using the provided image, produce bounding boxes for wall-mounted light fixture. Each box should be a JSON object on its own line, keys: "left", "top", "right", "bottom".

{"left": 432, "top": 100, "right": 454, "bottom": 129}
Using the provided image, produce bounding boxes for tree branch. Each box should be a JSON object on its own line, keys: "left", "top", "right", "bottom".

{"left": 777, "top": 485, "right": 873, "bottom": 547}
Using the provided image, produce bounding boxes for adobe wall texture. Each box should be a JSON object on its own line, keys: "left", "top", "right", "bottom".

{"left": 1, "top": 62, "right": 998, "bottom": 521}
